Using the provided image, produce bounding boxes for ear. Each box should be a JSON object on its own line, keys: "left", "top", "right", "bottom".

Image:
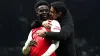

{"left": 36, "top": 11, "right": 40, "bottom": 16}
{"left": 57, "top": 12, "right": 62, "bottom": 17}
{"left": 36, "top": 9, "right": 39, "bottom": 16}
{"left": 58, "top": 12, "right": 62, "bottom": 16}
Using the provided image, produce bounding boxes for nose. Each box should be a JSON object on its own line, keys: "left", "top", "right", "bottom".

{"left": 43, "top": 11, "right": 46, "bottom": 14}
{"left": 43, "top": 9, "right": 49, "bottom": 14}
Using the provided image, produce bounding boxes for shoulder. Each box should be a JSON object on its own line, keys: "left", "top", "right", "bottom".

{"left": 51, "top": 20, "right": 60, "bottom": 24}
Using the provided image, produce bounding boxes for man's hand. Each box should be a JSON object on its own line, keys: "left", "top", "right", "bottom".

{"left": 36, "top": 27, "right": 47, "bottom": 37}
{"left": 28, "top": 40, "right": 37, "bottom": 46}
{"left": 42, "top": 20, "right": 52, "bottom": 28}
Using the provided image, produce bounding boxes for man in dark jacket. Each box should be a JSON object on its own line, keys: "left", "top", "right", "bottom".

{"left": 36, "top": 1, "right": 77, "bottom": 56}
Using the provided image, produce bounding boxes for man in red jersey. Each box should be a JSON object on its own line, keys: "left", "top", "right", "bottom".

{"left": 22, "top": 1, "right": 61, "bottom": 56}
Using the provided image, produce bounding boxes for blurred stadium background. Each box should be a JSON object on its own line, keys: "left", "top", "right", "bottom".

{"left": 0, "top": 0, "right": 100, "bottom": 56}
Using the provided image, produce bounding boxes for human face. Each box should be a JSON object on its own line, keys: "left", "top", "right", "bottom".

{"left": 37, "top": 5, "right": 49, "bottom": 19}
{"left": 49, "top": 6, "right": 57, "bottom": 20}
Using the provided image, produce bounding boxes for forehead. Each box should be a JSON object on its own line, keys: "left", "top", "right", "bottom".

{"left": 38, "top": 5, "right": 49, "bottom": 10}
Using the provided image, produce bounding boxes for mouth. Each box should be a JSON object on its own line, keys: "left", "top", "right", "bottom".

{"left": 43, "top": 14, "right": 48, "bottom": 18}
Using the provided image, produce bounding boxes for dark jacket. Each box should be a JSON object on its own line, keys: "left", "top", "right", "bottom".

{"left": 31, "top": 10, "right": 77, "bottom": 56}
{"left": 45, "top": 10, "right": 77, "bottom": 56}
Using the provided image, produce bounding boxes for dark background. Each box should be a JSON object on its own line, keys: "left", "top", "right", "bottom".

{"left": 0, "top": 0, "right": 100, "bottom": 56}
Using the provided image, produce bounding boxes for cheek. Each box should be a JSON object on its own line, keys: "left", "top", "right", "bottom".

{"left": 52, "top": 15, "right": 56, "bottom": 19}
{"left": 54, "top": 15, "right": 57, "bottom": 19}
{"left": 39, "top": 12, "right": 42, "bottom": 14}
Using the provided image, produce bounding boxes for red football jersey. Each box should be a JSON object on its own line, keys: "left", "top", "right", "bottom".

{"left": 29, "top": 27, "right": 56, "bottom": 56}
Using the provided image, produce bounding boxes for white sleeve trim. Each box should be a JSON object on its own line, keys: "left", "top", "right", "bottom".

{"left": 42, "top": 41, "right": 60, "bottom": 56}
{"left": 22, "top": 30, "right": 32, "bottom": 55}
{"left": 42, "top": 20, "right": 61, "bottom": 56}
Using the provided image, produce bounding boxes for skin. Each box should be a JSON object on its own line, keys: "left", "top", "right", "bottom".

{"left": 36, "top": 5, "right": 49, "bottom": 19}
{"left": 29, "top": 5, "right": 50, "bottom": 46}
{"left": 36, "top": 6, "right": 62, "bottom": 37}
{"left": 22, "top": 4, "right": 50, "bottom": 55}
{"left": 49, "top": 6, "right": 57, "bottom": 20}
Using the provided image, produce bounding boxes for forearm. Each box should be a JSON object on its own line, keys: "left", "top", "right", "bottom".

{"left": 46, "top": 32, "right": 60, "bottom": 40}
{"left": 42, "top": 41, "right": 60, "bottom": 56}
{"left": 22, "top": 30, "right": 32, "bottom": 55}
{"left": 46, "top": 32, "right": 70, "bottom": 41}
{"left": 46, "top": 23, "right": 74, "bottom": 41}
{"left": 22, "top": 39, "right": 31, "bottom": 55}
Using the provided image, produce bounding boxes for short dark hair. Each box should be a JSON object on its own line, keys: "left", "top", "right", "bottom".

{"left": 51, "top": 1, "right": 67, "bottom": 15}
{"left": 34, "top": 1, "right": 49, "bottom": 10}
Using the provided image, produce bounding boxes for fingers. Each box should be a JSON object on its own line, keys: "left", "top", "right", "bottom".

{"left": 47, "top": 20, "right": 52, "bottom": 27}
{"left": 36, "top": 28, "right": 47, "bottom": 37}
{"left": 43, "top": 22, "right": 51, "bottom": 28}
{"left": 29, "top": 40, "right": 37, "bottom": 46}
{"left": 42, "top": 27, "right": 47, "bottom": 32}
{"left": 48, "top": 20, "right": 52, "bottom": 22}
{"left": 42, "top": 20, "right": 52, "bottom": 28}
{"left": 36, "top": 30, "right": 42, "bottom": 37}
{"left": 43, "top": 24, "right": 50, "bottom": 28}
